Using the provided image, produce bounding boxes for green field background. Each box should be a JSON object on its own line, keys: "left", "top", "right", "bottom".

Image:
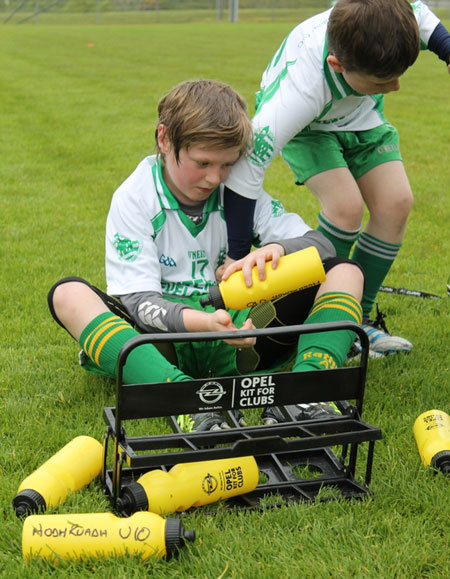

{"left": 1, "top": 12, "right": 449, "bottom": 578}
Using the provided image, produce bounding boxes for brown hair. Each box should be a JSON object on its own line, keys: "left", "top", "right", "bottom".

{"left": 155, "top": 79, "right": 253, "bottom": 163}
{"left": 327, "top": 0, "right": 420, "bottom": 77}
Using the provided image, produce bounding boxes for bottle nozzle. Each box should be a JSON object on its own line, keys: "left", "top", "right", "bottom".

{"left": 116, "top": 482, "right": 148, "bottom": 516}
{"left": 12, "top": 489, "right": 46, "bottom": 518}
{"left": 15, "top": 504, "right": 27, "bottom": 518}
{"left": 165, "top": 518, "right": 195, "bottom": 557}
{"left": 200, "top": 286, "right": 224, "bottom": 310}
{"left": 436, "top": 458, "right": 450, "bottom": 475}
{"left": 199, "top": 295, "right": 211, "bottom": 308}
{"left": 432, "top": 451, "right": 450, "bottom": 475}
{"left": 182, "top": 528, "right": 196, "bottom": 543}
{"left": 115, "top": 496, "right": 128, "bottom": 513}
{"left": 441, "top": 463, "right": 450, "bottom": 474}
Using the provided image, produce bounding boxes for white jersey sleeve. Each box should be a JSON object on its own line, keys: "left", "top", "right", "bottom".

{"left": 412, "top": 1, "right": 440, "bottom": 45}
{"left": 105, "top": 158, "right": 164, "bottom": 296}
{"left": 225, "top": 12, "right": 330, "bottom": 200}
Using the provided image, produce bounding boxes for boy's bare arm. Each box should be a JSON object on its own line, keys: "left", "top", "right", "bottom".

{"left": 120, "top": 291, "right": 256, "bottom": 348}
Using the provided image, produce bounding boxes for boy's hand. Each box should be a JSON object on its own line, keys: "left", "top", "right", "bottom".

{"left": 215, "top": 255, "right": 235, "bottom": 283}
{"left": 221, "top": 243, "right": 286, "bottom": 287}
{"left": 210, "top": 310, "right": 256, "bottom": 348}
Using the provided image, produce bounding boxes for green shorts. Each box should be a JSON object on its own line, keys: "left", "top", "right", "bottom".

{"left": 168, "top": 301, "right": 294, "bottom": 379}
{"left": 282, "top": 124, "right": 402, "bottom": 184}
{"left": 161, "top": 296, "right": 251, "bottom": 378}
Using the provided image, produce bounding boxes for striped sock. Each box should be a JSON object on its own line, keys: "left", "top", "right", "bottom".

{"left": 351, "top": 232, "right": 401, "bottom": 318}
{"left": 317, "top": 211, "right": 361, "bottom": 258}
{"left": 293, "top": 292, "right": 362, "bottom": 372}
{"left": 79, "top": 312, "right": 189, "bottom": 383}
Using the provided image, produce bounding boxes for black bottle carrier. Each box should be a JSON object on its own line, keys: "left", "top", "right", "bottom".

{"left": 102, "top": 321, "right": 382, "bottom": 513}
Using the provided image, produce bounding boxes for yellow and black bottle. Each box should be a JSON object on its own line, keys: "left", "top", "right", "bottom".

{"left": 413, "top": 409, "right": 450, "bottom": 474}
{"left": 22, "top": 511, "right": 195, "bottom": 562}
{"left": 200, "top": 246, "right": 326, "bottom": 310}
{"left": 116, "top": 456, "right": 259, "bottom": 516}
{"left": 13, "top": 435, "right": 103, "bottom": 517}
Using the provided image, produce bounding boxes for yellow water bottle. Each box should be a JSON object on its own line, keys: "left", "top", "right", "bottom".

{"left": 22, "top": 511, "right": 195, "bottom": 562}
{"left": 13, "top": 436, "right": 103, "bottom": 516}
{"left": 413, "top": 410, "right": 450, "bottom": 474}
{"left": 116, "top": 456, "right": 259, "bottom": 516}
{"left": 200, "top": 247, "right": 326, "bottom": 310}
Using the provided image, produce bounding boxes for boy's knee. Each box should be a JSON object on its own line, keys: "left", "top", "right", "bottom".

{"left": 399, "top": 189, "right": 414, "bottom": 216}
{"left": 324, "top": 261, "right": 364, "bottom": 301}
{"left": 51, "top": 282, "right": 71, "bottom": 311}
{"left": 48, "top": 277, "right": 91, "bottom": 323}
{"left": 349, "top": 262, "right": 364, "bottom": 285}
{"left": 332, "top": 261, "right": 364, "bottom": 282}
{"left": 54, "top": 281, "right": 90, "bottom": 308}
{"left": 323, "top": 199, "right": 364, "bottom": 231}
{"left": 375, "top": 187, "right": 413, "bottom": 222}
{"left": 388, "top": 188, "right": 413, "bottom": 220}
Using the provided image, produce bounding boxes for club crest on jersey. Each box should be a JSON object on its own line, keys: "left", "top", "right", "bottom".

{"left": 271, "top": 199, "right": 285, "bottom": 217}
{"left": 249, "top": 126, "right": 274, "bottom": 167}
{"left": 113, "top": 233, "right": 142, "bottom": 262}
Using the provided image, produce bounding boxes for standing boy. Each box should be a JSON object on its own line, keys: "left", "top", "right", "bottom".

{"left": 223, "top": 0, "right": 450, "bottom": 355}
{"left": 48, "top": 80, "right": 365, "bottom": 432}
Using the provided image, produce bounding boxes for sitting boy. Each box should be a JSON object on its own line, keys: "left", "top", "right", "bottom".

{"left": 48, "top": 79, "right": 364, "bottom": 432}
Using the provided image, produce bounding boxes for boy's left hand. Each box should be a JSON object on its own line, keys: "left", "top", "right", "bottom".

{"left": 221, "top": 243, "right": 286, "bottom": 287}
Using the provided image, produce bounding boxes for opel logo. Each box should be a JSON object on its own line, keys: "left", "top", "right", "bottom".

{"left": 202, "top": 473, "right": 218, "bottom": 495}
{"left": 196, "top": 381, "right": 226, "bottom": 404}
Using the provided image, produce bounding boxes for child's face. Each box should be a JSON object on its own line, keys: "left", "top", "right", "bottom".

{"left": 341, "top": 70, "right": 401, "bottom": 95}
{"left": 158, "top": 128, "right": 241, "bottom": 206}
{"left": 327, "top": 55, "right": 401, "bottom": 95}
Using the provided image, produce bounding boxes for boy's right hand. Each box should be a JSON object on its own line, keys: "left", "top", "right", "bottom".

{"left": 209, "top": 310, "right": 256, "bottom": 348}
{"left": 182, "top": 308, "right": 256, "bottom": 348}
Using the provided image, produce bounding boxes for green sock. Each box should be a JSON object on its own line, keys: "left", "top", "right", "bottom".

{"left": 317, "top": 211, "right": 361, "bottom": 258}
{"left": 293, "top": 292, "right": 362, "bottom": 372}
{"left": 351, "top": 232, "right": 401, "bottom": 318}
{"left": 79, "top": 312, "right": 189, "bottom": 383}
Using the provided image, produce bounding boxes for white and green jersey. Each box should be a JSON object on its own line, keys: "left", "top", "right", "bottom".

{"left": 225, "top": 1, "right": 440, "bottom": 200}
{"left": 106, "top": 155, "right": 311, "bottom": 301}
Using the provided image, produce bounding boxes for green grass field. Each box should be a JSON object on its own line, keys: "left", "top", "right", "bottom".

{"left": 1, "top": 14, "right": 449, "bottom": 578}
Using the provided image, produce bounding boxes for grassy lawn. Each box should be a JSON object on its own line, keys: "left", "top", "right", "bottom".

{"left": 1, "top": 15, "right": 449, "bottom": 578}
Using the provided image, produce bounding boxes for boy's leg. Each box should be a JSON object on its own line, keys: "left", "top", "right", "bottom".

{"left": 283, "top": 129, "right": 364, "bottom": 258}
{"left": 317, "top": 210, "right": 361, "bottom": 258}
{"left": 49, "top": 278, "right": 231, "bottom": 432}
{"left": 353, "top": 160, "right": 412, "bottom": 351}
{"left": 312, "top": 167, "right": 413, "bottom": 353}
{"left": 261, "top": 260, "right": 364, "bottom": 424}
{"left": 293, "top": 262, "right": 363, "bottom": 371}
{"left": 251, "top": 258, "right": 363, "bottom": 370}
{"left": 308, "top": 169, "right": 364, "bottom": 258}
{"left": 286, "top": 127, "right": 413, "bottom": 354}
{"left": 48, "top": 279, "right": 189, "bottom": 384}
